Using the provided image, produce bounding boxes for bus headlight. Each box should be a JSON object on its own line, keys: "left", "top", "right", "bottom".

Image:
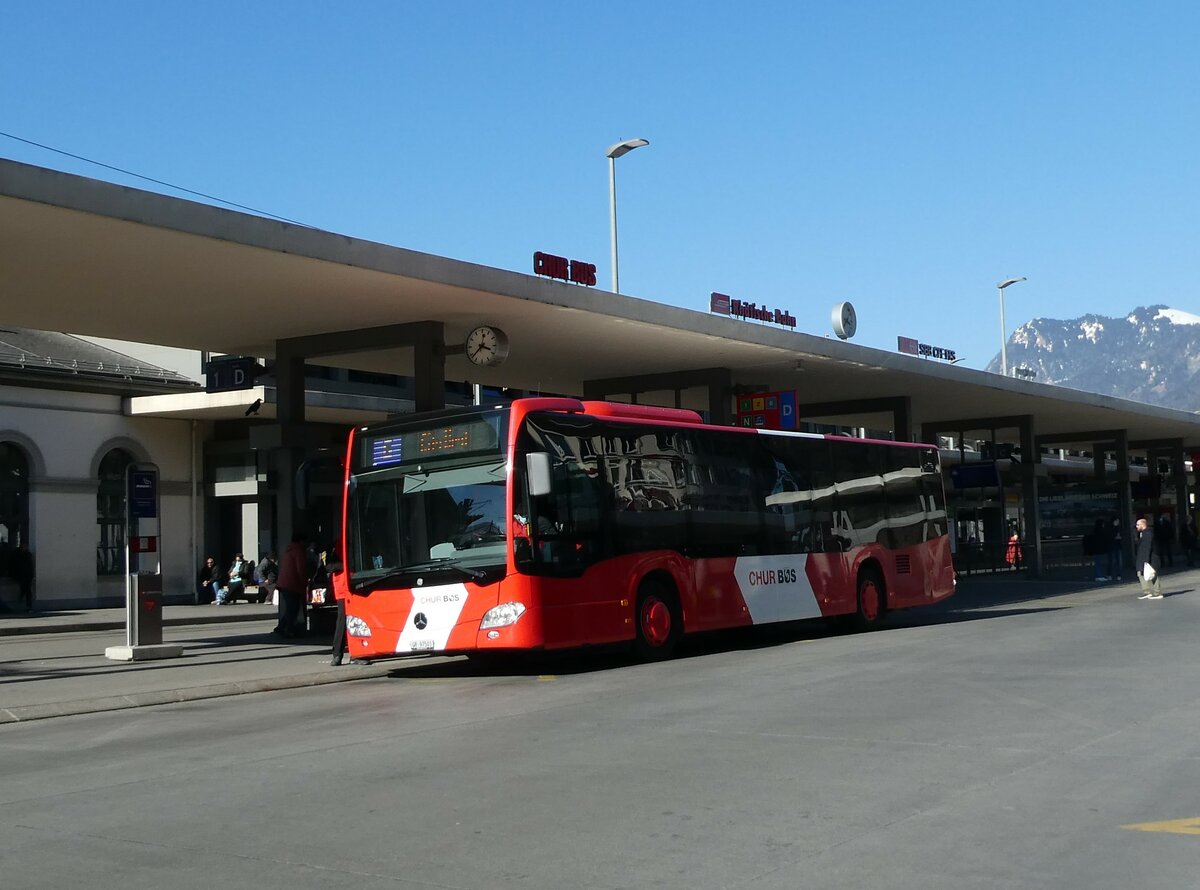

{"left": 480, "top": 602, "right": 526, "bottom": 629}
{"left": 346, "top": 615, "right": 372, "bottom": 637}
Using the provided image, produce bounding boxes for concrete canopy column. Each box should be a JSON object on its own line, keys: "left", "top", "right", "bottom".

{"left": 1017, "top": 416, "right": 1042, "bottom": 577}
{"left": 1114, "top": 431, "right": 1134, "bottom": 577}
{"left": 1171, "top": 444, "right": 1188, "bottom": 544}
{"left": 266, "top": 321, "right": 448, "bottom": 544}
{"left": 270, "top": 347, "right": 307, "bottom": 548}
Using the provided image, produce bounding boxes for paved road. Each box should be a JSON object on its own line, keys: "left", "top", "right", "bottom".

{"left": 1, "top": 573, "right": 1197, "bottom": 888}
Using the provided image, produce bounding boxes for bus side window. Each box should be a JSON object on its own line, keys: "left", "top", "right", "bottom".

{"left": 805, "top": 439, "right": 839, "bottom": 553}
{"left": 918, "top": 448, "right": 948, "bottom": 540}
{"left": 762, "top": 436, "right": 814, "bottom": 554}
{"left": 884, "top": 448, "right": 925, "bottom": 550}
{"left": 832, "top": 441, "right": 884, "bottom": 549}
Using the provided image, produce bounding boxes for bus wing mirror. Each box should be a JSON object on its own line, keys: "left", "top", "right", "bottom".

{"left": 527, "top": 452, "right": 553, "bottom": 497}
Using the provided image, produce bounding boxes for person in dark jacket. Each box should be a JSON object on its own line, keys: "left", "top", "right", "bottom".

{"left": 254, "top": 552, "right": 278, "bottom": 603}
{"left": 197, "top": 556, "right": 222, "bottom": 604}
{"left": 1134, "top": 517, "right": 1162, "bottom": 600}
{"left": 273, "top": 532, "right": 309, "bottom": 638}
{"left": 10, "top": 543, "right": 34, "bottom": 613}
{"left": 326, "top": 547, "right": 350, "bottom": 666}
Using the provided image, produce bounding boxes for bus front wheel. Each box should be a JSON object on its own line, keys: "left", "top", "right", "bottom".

{"left": 852, "top": 569, "right": 886, "bottom": 631}
{"left": 634, "top": 582, "right": 682, "bottom": 661}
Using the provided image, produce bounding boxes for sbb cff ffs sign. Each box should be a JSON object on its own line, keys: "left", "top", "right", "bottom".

{"left": 534, "top": 251, "right": 596, "bottom": 286}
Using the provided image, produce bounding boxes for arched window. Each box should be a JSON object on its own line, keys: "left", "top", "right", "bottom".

{"left": 0, "top": 442, "right": 31, "bottom": 578}
{"left": 97, "top": 448, "right": 134, "bottom": 575}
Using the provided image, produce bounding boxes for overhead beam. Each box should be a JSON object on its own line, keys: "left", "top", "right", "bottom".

{"left": 275, "top": 321, "right": 445, "bottom": 360}
{"left": 1129, "top": 437, "right": 1185, "bottom": 451}
{"left": 1035, "top": 429, "right": 1127, "bottom": 447}
{"left": 796, "top": 396, "right": 912, "bottom": 442}
{"left": 920, "top": 415, "right": 1036, "bottom": 439}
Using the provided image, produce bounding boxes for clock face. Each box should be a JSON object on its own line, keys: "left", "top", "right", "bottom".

{"left": 465, "top": 325, "right": 510, "bottom": 367}
{"left": 831, "top": 301, "right": 857, "bottom": 339}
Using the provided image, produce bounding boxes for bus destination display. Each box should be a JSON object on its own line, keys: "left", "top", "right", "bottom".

{"left": 365, "top": 418, "right": 500, "bottom": 469}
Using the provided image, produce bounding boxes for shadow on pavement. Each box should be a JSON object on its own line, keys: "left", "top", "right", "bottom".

{"left": 381, "top": 599, "right": 1068, "bottom": 681}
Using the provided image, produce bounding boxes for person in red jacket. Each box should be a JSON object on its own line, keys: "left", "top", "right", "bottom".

{"left": 273, "top": 531, "right": 309, "bottom": 638}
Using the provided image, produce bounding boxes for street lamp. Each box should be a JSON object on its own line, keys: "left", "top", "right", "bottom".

{"left": 996, "top": 277, "right": 1026, "bottom": 376}
{"left": 606, "top": 138, "right": 649, "bottom": 293}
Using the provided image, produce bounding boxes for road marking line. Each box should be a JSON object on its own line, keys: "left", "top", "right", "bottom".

{"left": 1122, "top": 818, "right": 1200, "bottom": 836}
{"left": 537, "top": 675, "right": 556, "bottom": 681}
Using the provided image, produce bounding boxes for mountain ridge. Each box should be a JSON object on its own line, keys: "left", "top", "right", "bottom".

{"left": 985, "top": 304, "right": 1200, "bottom": 412}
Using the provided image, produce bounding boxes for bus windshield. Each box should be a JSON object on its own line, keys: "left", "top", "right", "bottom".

{"left": 347, "top": 410, "right": 509, "bottom": 589}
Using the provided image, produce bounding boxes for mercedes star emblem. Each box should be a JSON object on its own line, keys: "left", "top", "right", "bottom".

{"left": 413, "top": 612, "right": 428, "bottom": 630}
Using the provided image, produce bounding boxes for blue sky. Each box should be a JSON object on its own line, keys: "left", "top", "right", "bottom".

{"left": 3, "top": 1, "right": 1197, "bottom": 372}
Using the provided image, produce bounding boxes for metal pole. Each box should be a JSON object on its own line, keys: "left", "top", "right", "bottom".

{"left": 609, "top": 155, "right": 619, "bottom": 293}
{"left": 999, "top": 285, "right": 1008, "bottom": 377}
{"left": 124, "top": 465, "right": 133, "bottom": 647}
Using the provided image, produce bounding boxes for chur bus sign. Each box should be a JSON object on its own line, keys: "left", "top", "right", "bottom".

{"left": 710, "top": 292, "right": 797, "bottom": 329}
{"left": 533, "top": 251, "right": 597, "bottom": 286}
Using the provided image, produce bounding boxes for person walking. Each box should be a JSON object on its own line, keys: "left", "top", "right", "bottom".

{"left": 10, "top": 543, "right": 34, "bottom": 614}
{"left": 273, "top": 531, "right": 309, "bottom": 638}
{"left": 1005, "top": 524, "right": 1022, "bottom": 570}
{"left": 327, "top": 547, "right": 349, "bottom": 666}
{"left": 1135, "top": 517, "right": 1162, "bottom": 600}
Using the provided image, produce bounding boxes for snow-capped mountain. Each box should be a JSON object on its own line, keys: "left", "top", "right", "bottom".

{"left": 985, "top": 305, "right": 1200, "bottom": 411}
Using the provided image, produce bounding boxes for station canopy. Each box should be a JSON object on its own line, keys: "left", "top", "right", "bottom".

{"left": 2, "top": 157, "right": 1199, "bottom": 447}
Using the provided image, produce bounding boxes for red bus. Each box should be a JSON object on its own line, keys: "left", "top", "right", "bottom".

{"left": 336, "top": 398, "right": 954, "bottom": 661}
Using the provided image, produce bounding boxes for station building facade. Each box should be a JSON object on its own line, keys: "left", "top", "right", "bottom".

{"left": 0, "top": 330, "right": 199, "bottom": 610}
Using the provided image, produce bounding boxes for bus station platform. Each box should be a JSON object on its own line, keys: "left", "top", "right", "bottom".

{"left": 0, "top": 603, "right": 410, "bottom": 724}
{"left": 1, "top": 570, "right": 1195, "bottom": 725}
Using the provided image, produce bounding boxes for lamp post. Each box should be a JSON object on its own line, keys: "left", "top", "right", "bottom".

{"left": 606, "top": 138, "right": 649, "bottom": 293}
{"left": 996, "top": 277, "right": 1026, "bottom": 376}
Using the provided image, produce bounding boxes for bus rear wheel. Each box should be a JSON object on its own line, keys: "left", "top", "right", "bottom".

{"left": 852, "top": 569, "right": 886, "bottom": 631}
{"left": 634, "top": 582, "right": 682, "bottom": 661}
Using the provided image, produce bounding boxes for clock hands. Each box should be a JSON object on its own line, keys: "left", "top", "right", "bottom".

{"left": 465, "top": 326, "right": 507, "bottom": 366}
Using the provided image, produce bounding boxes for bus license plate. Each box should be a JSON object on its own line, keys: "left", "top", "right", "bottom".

{"left": 409, "top": 639, "right": 435, "bottom": 651}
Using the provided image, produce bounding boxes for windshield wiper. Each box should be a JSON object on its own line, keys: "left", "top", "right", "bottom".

{"left": 351, "top": 559, "right": 487, "bottom": 594}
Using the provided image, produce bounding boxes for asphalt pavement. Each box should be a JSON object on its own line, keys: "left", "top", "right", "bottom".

{"left": 1, "top": 567, "right": 1193, "bottom": 725}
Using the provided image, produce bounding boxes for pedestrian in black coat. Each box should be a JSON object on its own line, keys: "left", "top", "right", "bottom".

{"left": 1134, "top": 518, "right": 1162, "bottom": 600}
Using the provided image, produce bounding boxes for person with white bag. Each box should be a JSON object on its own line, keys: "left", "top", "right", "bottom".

{"left": 1134, "top": 517, "right": 1162, "bottom": 600}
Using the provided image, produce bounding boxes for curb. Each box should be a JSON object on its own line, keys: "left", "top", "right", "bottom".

{"left": 0, "top": 661, "right": 398, "bottom": 724}
{"left": 0, "top": 610, "right": 275, "bottom": 638}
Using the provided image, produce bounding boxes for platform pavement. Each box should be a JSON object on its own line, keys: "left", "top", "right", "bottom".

{"left": 1, "top": 568, "right": 1196, "bottom": 725}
